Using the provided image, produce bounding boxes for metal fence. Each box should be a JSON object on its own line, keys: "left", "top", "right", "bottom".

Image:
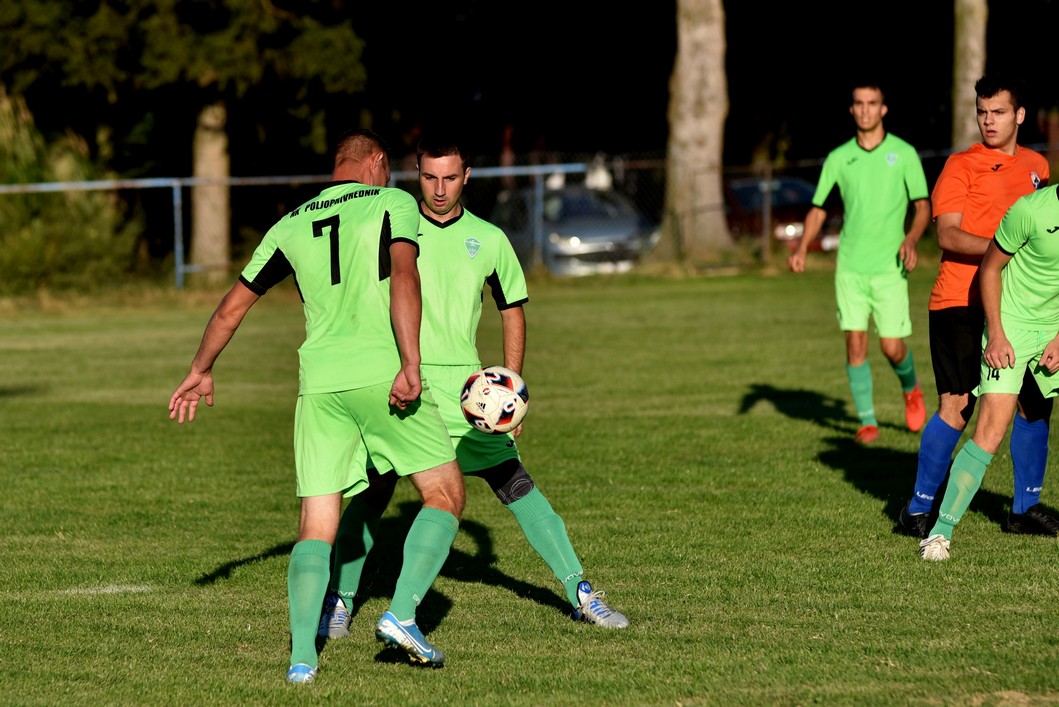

{"left": 3, "top": 145, "right": 1043, "bottom": 288}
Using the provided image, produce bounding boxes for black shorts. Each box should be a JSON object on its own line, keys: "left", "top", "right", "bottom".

{"left": 929, "top": 306, "right": 1052, "bottom": 418}
{"left": 928, "top": 307, "right": 984, "bottom": 396}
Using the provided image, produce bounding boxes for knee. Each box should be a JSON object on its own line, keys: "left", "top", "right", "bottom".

{"left": 478, "top": 460, "right": 535, "bottom": 505}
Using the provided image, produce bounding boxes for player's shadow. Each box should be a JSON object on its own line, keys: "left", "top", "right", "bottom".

{"left": 737, "top": 383, "right": 854, "bottom": 434}
{"left": 815, "top": 434, "right": 1012, "bottom": 533}
{"left": 194, "top": 499, "right": 566, "bottom": 660}
{"left": 737, "top": 382, "right": 1012, "bottom": 532}
{"left": 350, "top": 500, "right": 568, "bottom": 624}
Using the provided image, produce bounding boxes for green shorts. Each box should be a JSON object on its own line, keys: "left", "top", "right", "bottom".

{"left": 975, "top": 327, "right": 1059, "bottom": 398}
{"left": 425, "top": 364, "right": 521, "bottom": 474}
{"left": 293, "top": 380, "right": 456, "bottom": 498}
{"left": 834, "top": 268, "right": 911, "bottom": 338}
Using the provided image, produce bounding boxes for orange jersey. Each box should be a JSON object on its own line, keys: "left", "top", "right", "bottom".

{"left": 929, "top": 143, "right": 1048, "bottom": 310}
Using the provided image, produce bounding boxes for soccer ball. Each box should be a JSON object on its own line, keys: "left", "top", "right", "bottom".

{"left": 460, "top": 366, "right": 529, "bottom": 434}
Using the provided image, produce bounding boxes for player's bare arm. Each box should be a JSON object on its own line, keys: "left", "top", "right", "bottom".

{"left": 935, "top": 212, "right": 993, "bottom": 255}
{"left": 979, "top": 241, "right": 1015, "bottom": 369}
{"left": 788, "top": 206, "right": 828, "bottom": 272}
{"left": 899, "top": 198, "right": 931, "bottom": 271}
{"left": 388, "top": 240, "right": 423, "bottom": 409}
{"left": 168, "top": 281, "right": 259, "bottom": 423}
{"left": 499, "top": 305, "right": 526, "bottom": 374}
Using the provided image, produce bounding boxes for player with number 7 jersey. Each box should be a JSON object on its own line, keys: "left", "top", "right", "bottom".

{"left": 241, "top": 179, "right": 421, "bottom": 395}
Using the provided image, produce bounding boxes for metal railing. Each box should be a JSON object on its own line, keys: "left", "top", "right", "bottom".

{"left": 0, "top": 163, "right": 598, "bottom": 288}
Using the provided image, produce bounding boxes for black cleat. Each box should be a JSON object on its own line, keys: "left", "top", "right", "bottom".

{"left": 1007, "top": 504, "right": 1059, "bottom": 536}
{"left": 898, "top": 501, "right": 930, "bottom": 539}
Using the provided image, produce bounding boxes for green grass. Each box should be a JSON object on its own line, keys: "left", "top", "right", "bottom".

{"left": 3, "top": 265, "right": 1059, "bottom": 705}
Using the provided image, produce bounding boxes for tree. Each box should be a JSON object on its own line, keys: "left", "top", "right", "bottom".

{"left": 654, "top": 0, "right": 730, "bottom": 267}
{"left": 0, "top": 1, "right": 367, "bottom": 284}
{"left": 952, "top": 0, "right": 988, "bottom": 150}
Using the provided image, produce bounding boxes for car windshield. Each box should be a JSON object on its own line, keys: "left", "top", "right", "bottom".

{"left": 731, "top": 178, "right": 815, "bottom": 210}
{"left": 543, "top": 190, "right": 627, "bottom": 221}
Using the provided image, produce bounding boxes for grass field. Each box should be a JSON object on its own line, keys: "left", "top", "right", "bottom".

{"left": 3, "top": 265, "right": 1059, "bottom": 705}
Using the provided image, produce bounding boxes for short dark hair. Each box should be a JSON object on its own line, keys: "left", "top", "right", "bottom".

{"left": 333, "top": 128, "right": 390, "bottom": 169}
{"left": 416, "top": 135, "right": 469, "bottom": 171}
{"left": 851, "top": 81, "right": 885, "bottom": 103}
{"left": 975, "top": 73, "right": 1025, "bottom": 110}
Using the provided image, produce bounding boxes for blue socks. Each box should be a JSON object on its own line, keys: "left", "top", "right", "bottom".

{"left": 1010, "top": 414, "right": 1048, "bottom": 514}
{"left": 910, "top": 413, "right": 962, "bottom": 515}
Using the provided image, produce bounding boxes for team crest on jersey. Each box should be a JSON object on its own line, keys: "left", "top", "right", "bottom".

{"left": 886, "top": 152, "right": 898, "bottom": 166}
{"left": 1031, "top": 172, "right": 1042, "bottom": 190}
{"left": 464, "top": 237, "right": 482, "bottom": 258}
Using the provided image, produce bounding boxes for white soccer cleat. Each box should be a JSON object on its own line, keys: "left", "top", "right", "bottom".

{"left": 919, "top": 533, "right": 951, "bottom": 561}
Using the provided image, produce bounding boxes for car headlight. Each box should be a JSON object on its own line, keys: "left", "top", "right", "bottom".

{"left": 774, "top": 222, "right": 804, "bottom": 240}
{"left": 548, "top": 233, "right": 580, "bottom": 247}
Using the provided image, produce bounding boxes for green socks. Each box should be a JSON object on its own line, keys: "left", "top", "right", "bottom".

{"left": 846, "top": 362, "right": 876, "bottom": 427}
{"left": 891, "top": 350, "right": 918, "bottom": 393}
{"left": 508, "top": 488, "right": 584, "bottom": 607}
{"left": 930, "top": 440, "right": 993, "bottom": 539}
{"left": 288, "top": 539, "right": 332, "bottom": 667}
{"left": 387, "top": 507, "right": 459, "bottom": 620}
{"left": 331, "top": 495, "right": 385, "bottom": 610}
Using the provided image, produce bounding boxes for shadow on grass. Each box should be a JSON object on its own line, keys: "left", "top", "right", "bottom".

{"left": 194, "top": 499, "right": 567, "bottom": 652}
{"left": 817, "top": 434, "right": 1012, "bottom": 534}
{"left": 0, "top": 384, "right": 47, "bottom": 397}
{"left": 739, "top": 382, "right": 1012, "bottom": 532}
{"left": 737, "top": 383, "right": 851, "bottom": 433}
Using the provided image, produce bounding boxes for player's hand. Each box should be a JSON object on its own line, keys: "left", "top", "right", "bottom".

{"left": 389, "top": 364, "right": 422, "bottom": 409}
{"left": 168, "top": 370, "right": 214, "bottom": 424}
{"left": 787, "top": 250, "right": 806, "bottom": 273}
{"left": 983, "top": 335, "right": 1015, "bottom": 370}
{"left": 899, "top": 238, "right": 918, "bottom": 272}
{"left": 1040, "top": 336, "right": 1059, "bottom": 373}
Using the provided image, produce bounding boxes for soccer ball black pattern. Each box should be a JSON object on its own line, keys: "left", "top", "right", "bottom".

{"left": 460, "top": 366, "right": 529, "bottom": 434}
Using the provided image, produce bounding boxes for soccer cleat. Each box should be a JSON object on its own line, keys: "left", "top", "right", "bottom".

{"left": 854, "top": 425, "right": 879, "bottom": 445}
{"left": 898, "top": 501, "right": 931, "bottom": 539}
{"left": 919, "top": 534, "right": 950, "bottom": 561}
{"left": 1006, "top": 504, "right": 1059, "bottom": 536}
{"left": 318, "top": 590, "right": 351, "bottom": 638}
{"left": 904, "top": 385, "right": 926, "bottom": 432}
{"left": 286, "top": 663, "right": 318, "bottom": 684}
{"left": 570, "top": 581, "right": 629, "bottom": 629}
{"left": 375, "top": 611, "right": 445, "bottom": 667}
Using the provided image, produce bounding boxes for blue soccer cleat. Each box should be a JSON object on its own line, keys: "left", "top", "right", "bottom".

{"left": 318, "top": 590, "right": 351, "bottom": 638}
{"left": 571, "top": 580, "right": 630, "bottom": 628}
{"left": 286, "top": 663, "right": 318, "bottom": 684}
{"left": 374, "top": 611, "right": 445, "bottom": 667}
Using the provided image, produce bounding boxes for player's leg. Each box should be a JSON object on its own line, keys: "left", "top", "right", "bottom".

{"left": 288, "top": 492, "right": 343, "bottom": 680}
{"left": 353, "top": 381, "right": 463, "bottom": 666}
{"left": 474, "top": 460, "right": 629, "bottom": 628}
{"left": 873, "top": 270, "right": 924, "bottom": 432}
{"left": 1009, "top": 365, "right": 1059, "bottom": 534}
{"left": 288, "top": 391, "right": 371, "bottom": 683}
{"left": 836, "top": 271, "right": 877, "bottom": 443}
{"left": 922, "top": 345, "right": 1025, "bottom": 559}
{"left": 321, "top": 467, "right": 398, "bottom": 638}
{"left": 375, "top": 459, "right": 463, "bottom": 667}
{"left": 902, "top": 308, "right": 979, "bottom": 535}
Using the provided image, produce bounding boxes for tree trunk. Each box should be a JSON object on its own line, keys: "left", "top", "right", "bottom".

{"left": 952, "top": 0, "right": 987, "bottom": 150}
{"left": 654, "top": 0, "right": 729, "bottom": 266}
{"left": 190, "top": 100, "right": 231, "bottom": 285}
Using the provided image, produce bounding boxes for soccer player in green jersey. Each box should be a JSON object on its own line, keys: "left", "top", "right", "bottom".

{"left": 788, "top": 82, "right": 931, "bottom": 445}
{"left": 168, "top": 129, "right": 465, "bottom": 681}
{"left": 318, "top": 135, "right": 629, "bottom": 636}
{"left": 920, "top": 184, "right": 1059, "bottom": 560}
